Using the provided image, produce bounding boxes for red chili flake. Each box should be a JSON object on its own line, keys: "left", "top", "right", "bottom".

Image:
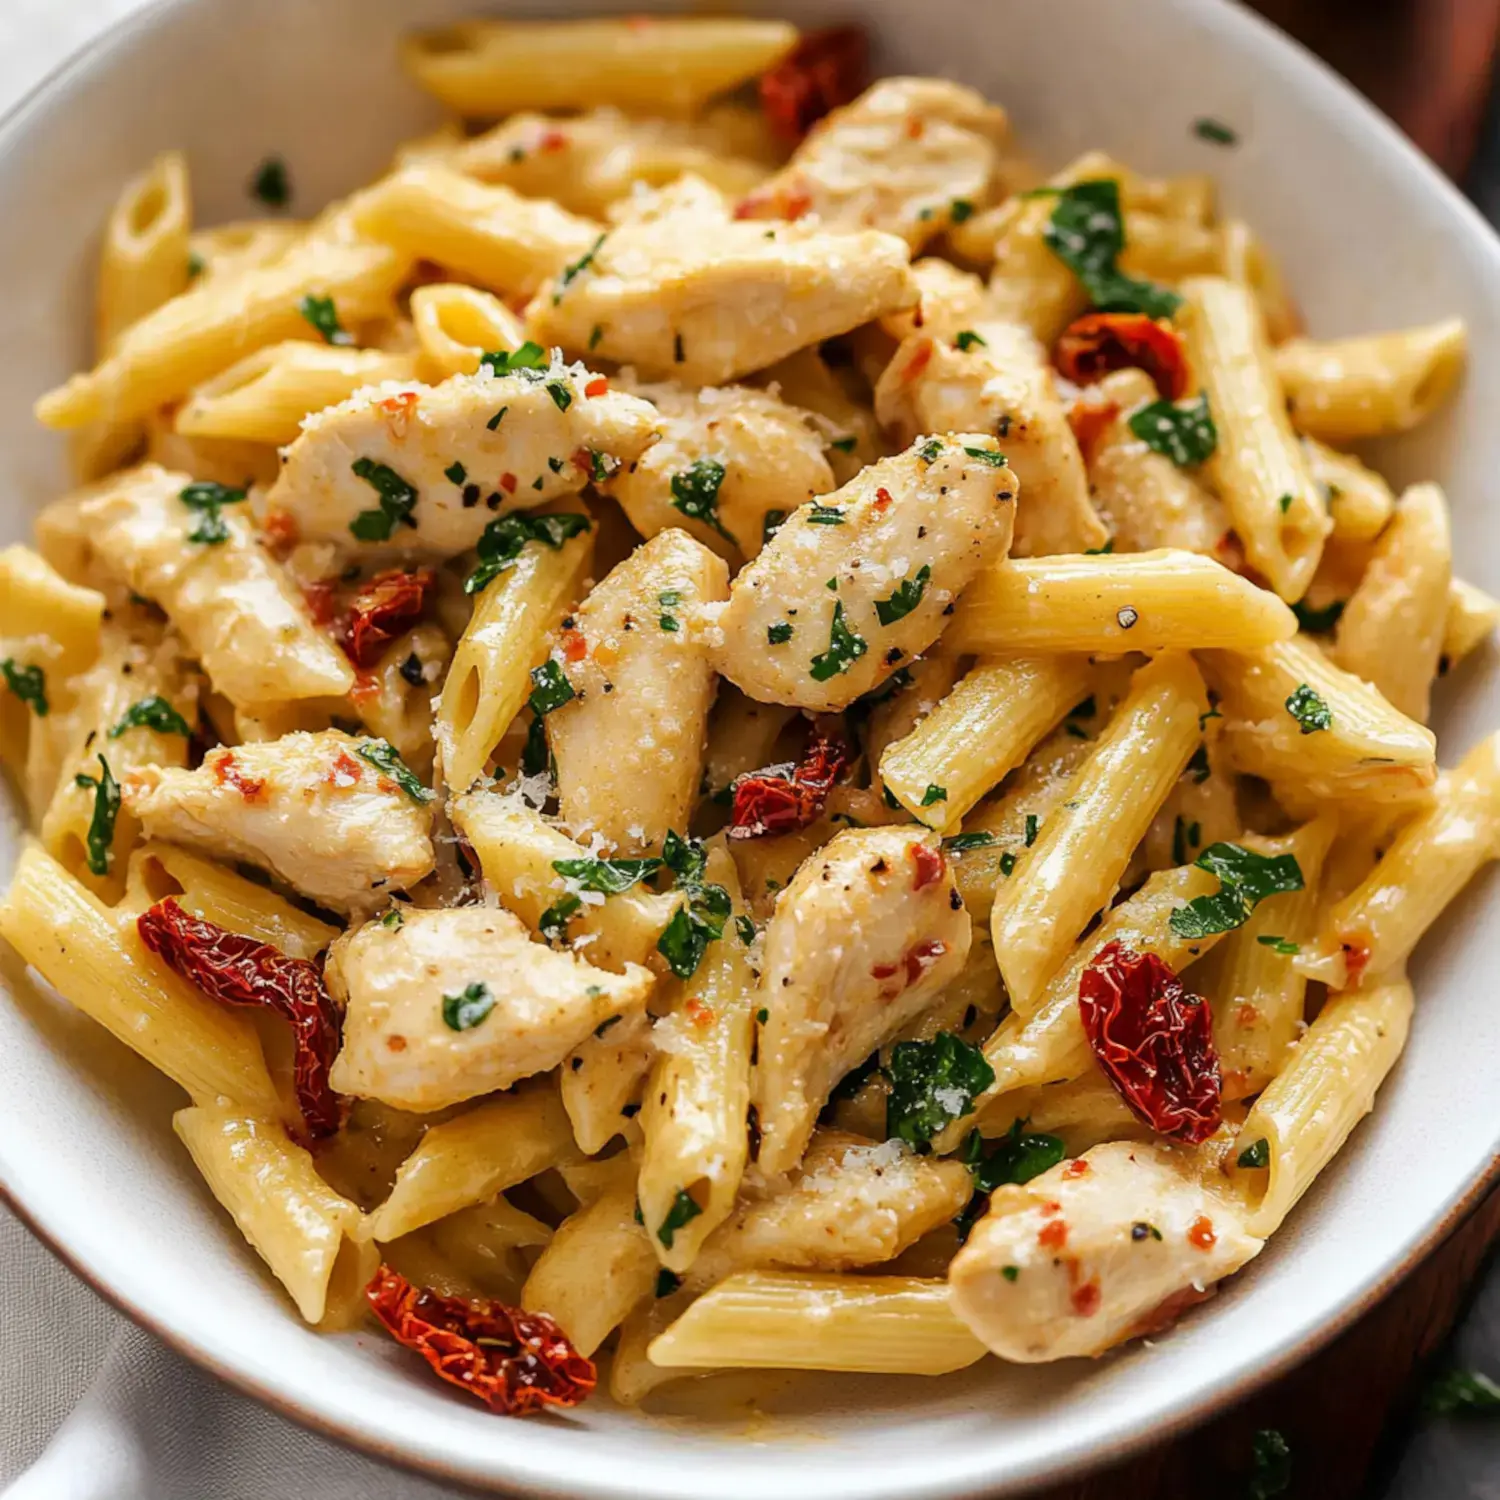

{"left": 350, "top": 669, "right": 380, "bottom": 704}
{"left": 872, "top": 486, "right": 894, "bottom": 513}
{"left": 1054, "top": 313, "right": 1189, "bottom": 400}
{"left": 1126, "top": 1283, "right": 1214, "bottom": 1341}
{"left": 210, "top": 751, "right": 266, "bottom": 803}
{"left": 728, "top": 724, "right": 849, "bottom": 839}
{"left": 1078, "top": 940, "right": 1222, "bottom": 1144}
{"left": 365, "top": 1264, "right": 595, "bottom": 1415}
{"left": 1038, "top": 1218, "right": 1068, "bottom": 1250}
{"left": 343, "top": 568, "right": 436, "bottom": 669}
{"left": 1039, "top": 1200, "right": 1062, "bottom": 1217}
{"left": 536, "top": 128, "right": 568, "bottom": 153}
{"left": 301, "top": 579, "right": 338, "bottom": 628}
{"left": 1066, "top": 398, "right": 1121, "bottom": 464}
{"left": 872, "top": 937, "right": 948, "bottom": 992}
{"left": 584, "top": 376, "right": 609, "bottom": 398}
{"left": 1062, "top": 1158, "right": 1090, "bottom": 1180}
{"left": 1235, "top": 1002, "right": 1261, "bottom": 1029}
{"left": 1341, "top": 937, "right": 1372, "bottom": 987}
{"left": 1070, "top": 1279, "right": 1102, "bottom": 1316}
{"left": 560, "top": 627, "right": 589, "bottom": 664}
{"left": 757, "top": 25, "right": 869, "bottom": 143}
{"left": 500, "top": 473, "right": 518, "bottom": 495}
{"left": 327, "top": 751, "right": 363, "bottom": 789}
{"left": 905, "top": 115, "right": 925, "bottom": 140}
{"left": 263, "top": 507, "right": 300, "bottom": 553}
{"left": 901, "top": 342, "right": 934, "bottom": 385}
{"left": 1187, "top": 1214, "right": 1217, "bottom": 1251}
{"left": 908, "top": 841, "right": 945, "bottom": 891}
{"left": 137, "top": 897, "right": 342, "bottom": 1140}
{"left": 685, "top": 998, "right": 715, "bottom": 1028}
{"left": 376, "top": 390, "right": 420, "bottom": 437}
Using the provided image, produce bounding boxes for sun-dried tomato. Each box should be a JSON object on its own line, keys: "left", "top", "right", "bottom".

{"left": 757, "top": 25, "right": 869, "bottom": 143}
{"left": 137, "top": 898, "right": 342, "bottom": 1140}
{"left": 1066, "top": 398, "right": 1122, "bottom": 464}
{"left": 365, "top": 1264, "right": 595, "bottom": 1415}
{"left": 728, "top": 724, "right": 848, "bottom": 839}
{"left": 908, "top": 841, "right": 945, "bottom": 891}
{"left": 1055, "top": 313, "right": 1189, "bottom": 400}
{"left": 343, "top": 568, "right": 436, "bottom": 669}
{"left": 1078, "top": 940, "right": 1221, "bottom": 1144}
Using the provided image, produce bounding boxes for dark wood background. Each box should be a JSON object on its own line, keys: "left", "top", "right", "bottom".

{"left": 1040, "top": 4, "right": 1500, "bottom": 1494}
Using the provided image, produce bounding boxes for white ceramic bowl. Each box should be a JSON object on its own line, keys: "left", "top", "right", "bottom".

{"left": 3, "top": 0, "right": 1499, "bottom": 1495}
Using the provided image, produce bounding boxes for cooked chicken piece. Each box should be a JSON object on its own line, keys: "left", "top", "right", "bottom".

{"left": 264, "top": 358, "right": 658, "bottom": 559}
{"left": 54, "top": 464, "right": 353, "bottom": 710}
{"left": 879, "top": 257, "right": 994, "bottom": 342}
{"left": 712, "top": 435, "right": 1016, "bottom": 711}
{"left": 689, "top": 1131, "right": 970, "bottom": 1286}
{"left": 450, "top": 107, "right": 767, "bottom": 216}
{"left": 604, "top": 172, "right": 736, "bottom": 231}
{"left": 352, "top": 165, "right": 603, "bottom": 301}
{"left": 123, "top": 730, "right": 435, "bottom": 917}
{"left": 949, "top": 1141, "right": 1263, "bottom": 1362}
{"left": 604, "top": 378, "right": 833, "bottom": 561}
{"left": 751, "top": 827, "right": 972, "bottom": 1173}
{"left": 737, "top": 79, "right": 1007, "bottom": 251}
{"left": 547, "top": 529, "right": 729, "bottom": 853}
{"left": 525, "top": 179, "right": 917, "bottom": 385}
{"left": 752, "top": 348, "right": 885, "bottom": 486}
{"left": 327, "top": 905, "right": 652, "bottom": 1113}
{"left": 875, "top": 321, "right": 1107, "bottom": 556}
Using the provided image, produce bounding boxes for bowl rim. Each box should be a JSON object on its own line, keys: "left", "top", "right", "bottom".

{"left": 4, "top": 0, "right": 1500, "bottom": 1495}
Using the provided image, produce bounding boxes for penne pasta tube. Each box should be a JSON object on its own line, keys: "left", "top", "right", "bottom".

{"left": 0, "top": 842, "right": 280, "bottom": 1115}
{"left": 436, "top": 512, "right": 594, "bottom": 793}
{"left": 1301, "top": 437, "right": 1395, "bottom": 543}
{"left": 945, "top": 551, "right": 1296, "bottom": 655}
{"left": 401, "top": 17, "right": 797, "bottom": 117}
{"left": 1274, "top": 319, "right": 1466, "bottom": 443}
{"left": 363, "top": 1083, "right": 578, "bottom": 1244}
{"left": 1179, "top": 275, "right": 1329, "bottom": 601}
{"left": 639, "top": 850, "right": 755, "bottom": 1273}
{"left": 97, "top": 151, "right": 193, "bottom": 355}
{"left": 647, "top": 1272, "right": 988, "bottom": 1375}
{"left": 702, "top": 685, "right": 797, "bottom": 801}
{"left": 989, "top": 654, "right": 1208, "bottom": 1012}
{"left": 1443, "top": 577, "right": 1500, "bottom": 671}
{"left": 175, "top": 342, "right": 420, "bottom": 447}
{"left": 0, "top": 544, "right": 105, "bottom": 678}
{"left": 1333, "top": 483, "right": 1452, "bottom": 723}
{"left": 1201, "top": 636, "right": 1437, "bottom": 803}
{"left": 409, "top": 282, "right": 527, "bottom": 381}
{"left": 1306, "top": 731, "right": 1500, "bottom": 989}
{"left": 1229, "top": 977, "right": 1413, "bottom": 1236}
{"left": 880, "top": 655, "right": 1094, "bottom": 832}
{"left": 1218, "top": 218, "right": 1301, "bottom": 345}
{"left": 174, "top": 1103, "right": 371, "bottom": 1324}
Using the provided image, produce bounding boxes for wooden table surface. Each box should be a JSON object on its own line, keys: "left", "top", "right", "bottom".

{"left": 1046, "top": 4, "right": 1500, "bottom": 1494}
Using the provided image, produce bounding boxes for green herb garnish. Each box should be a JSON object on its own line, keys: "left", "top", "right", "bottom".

{"left": 179, "top": 481, "right": 247, "bottom": 545}
{"left": 875, "top": 565, "right": 931, "bottom": 626}
{"left": 1129, "top": 393, "right": 1217, "bottom": 466}
{"left": 464, "top": 512, "right": 591, "bottom": 595}
{"left": 442, "top": 982, "right": 496, "bottom": 1032}
{"left": 348, "top": 459, "right": 418, "bottom": 542}
{"left": 108, "top": 696, "right": 192, "bottom": 740}
{"left": 1169, "top": 842, "right": 1304, "bottom": 939}
{"left": 1285, "top": 684, "right": 1332, "bottom": 734}
{"left": 298, "top": 293, "right": 353, "bottom": 346}
{"left": 656, "top": 1187, "right": 702, "bottom": 1249}
{"left": 1042, "top": 179, "right": 1181, "bottom": 318}
{"left": 809, "top": 601, "right": 867, "bottom": 682}
{"left": 72, "top": 754, "right": 120, "bottom": 876}
{"left": 551, "top": 856, "right": 663, "bottom": 894}
{"left": 1, "top": 659, "right": 47, "bottom": 716}
{"left": 885, "top": 1033, "right": 995, "bottom": 1153}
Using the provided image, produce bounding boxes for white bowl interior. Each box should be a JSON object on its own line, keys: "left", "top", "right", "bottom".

{"left": 2, "top": 0, "right": 1498, "bottom": 1495}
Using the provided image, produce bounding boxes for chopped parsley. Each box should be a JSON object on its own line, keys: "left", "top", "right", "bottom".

{"left": 479, "top": 342, "right": 547, "bottom": 377}
{"left": 954, "top": 329, "right": 987, "bottom": 352}
{"left": 1256, "top": 935, "right": 1299, "bottom": 955}
{"left": 249, "top": 155, "right": 290, "bottom": 207}
{"left": 1129, "top": 393, "right": 1218, "bottom": 466}
{"left": 1193, "top": 117, "right": 1239, "bottom": 146}
{"left": 553, "top": 232, "right": 607, "bottom": 304}
{"left": 1285, "top": 683, "right": 1332, "bottom": 734}
{"left": 999, "top": 852, "right": 1017, "bottom": 876}
{"left": 1236, "top": 1137, "right": 1270, "bottom": 1169}
{"left": 551, "top": 856, "right": 663, "bottom": 894}
{"left": 1001, "top": 1265, "right": 1019, "bottom": 1282}
{"left": 108, "top": 696, "right": 192, "bottom": 740}
{"left": 943, "top": 831, "right": 995, "bottom": 852}
{"left": 546, "top": 380, "right": 573, "bottom": 412}
{"left": 658, "top": 588, "right": 681, "bottom": 632}
{"left": 1040, "top": 179, "right": 1181, "bottom": 318}
{"left": 963, "top": 445, "right": 1007, "bottom": 468}
{"left": 767, "top": 622, "right": 793, "bottom": 645}
{"left": 586, "top": 449, "right": 619, "bottom": 484}
{"left": 486, "top": 405, "right": 509, "bottom": 431}
{"left": 806, "top": 504, "right": 846, "bottom": 525}
{"left": 539, "top": 894, "right": 581, "bottom": 943}
{"left": 921, "top": 784, "right": 947, "bottom": 807}
{"left": 737, "top": 917, "right": 757, "bottom": 946}
{"left": 72, "top": 754, "right": 120, "bottom": 876}
{"left": 1, "top": 659, "right": 47, "bottom": 716}
{"left": 885, "top": 1033, "right": 995, "bottom": 1153}
{"left": 297, "top": 293, "right": 353, "bottom": 346}
{"left": 1171, "top": 815, "right": 1201, "bottom": 866}
{"left": 380, "top": 907, "right": 404, "bottom": 929}
{"left": 348, "top": 459, "right": 418, "bottom": 542}
{"left": 1187, "top": 744, "right": 1212, "bottom": 783}
{"left": 528, "top": 659, "right": 576, "bottom": 717}
{"left": 442, "top": 982, "right": 496, "bottom": 1032}
{"left": 464, "top": 511, "right": 591, "bottom": 594}
{"left": 179, "top": 481, "right": 247, "bottom": 545}
{"left": 950, "top": 198, "right": 975, "bottom": 223}
{"left": 1423, "top": 1367, "right": 1500, "bottom": 1416}
{"left": 186, "top": 250, "right": 205, "bottom": 280}
{"left": 1024, "top": 813, "right": 1039, "bottom": 848}
{"left": 355, "top": 738, "right": 435, "bottom": 803}
{"left": 1278, "top": 492, "right": 1294, "bottom": 515}
{"left": 656, "top": 831, "right": 731, "bottom": 979}
{"left": 954, "top": 1119, "right": 1066, "bottom": 1241}
{"left": 762, "top": 509, "right": 787, "bottom": 544}
{"left": 831, "top": 435, "right": 858, "bottom": 454}
{"left": 1247, "top": 1429, "right": 1292, "bottom": 1500}
{"left": 1169, "top": 842, "right": 1305, "bottom": 939}
{"left": 809, "top": 601, "right": 867, "bottom": 682}
{"left": 875, "top": 565, "right": 931, "bottom": 626}
{"left": 917, "top": 438, "right": 945, "bottom": 463}
{"left": 1291, "top": 598, "right": 1345, "bottom": 634}
{"left": 589, "top": 324, "right": 604, "bottom": 350}
{"left": 445, "top": 461, "right": 467, "bottom": 486}
{"left": 656, "top": 1187, "right": 702, "bottom": 1249}
{"left": 669, "top": 458, "right": 736, "bottom": 543}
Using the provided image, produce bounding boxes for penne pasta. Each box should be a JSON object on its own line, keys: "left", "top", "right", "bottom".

{"left": 97, "top": 151, "right": 193, "bottom": 355}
